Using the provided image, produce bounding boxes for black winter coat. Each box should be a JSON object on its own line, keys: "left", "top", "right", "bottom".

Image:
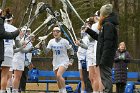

{"left": 86, "top": 12, "right": 118, "bottom": 68}
{"left": 0, "top": 17, "right": 19, "bottom": 64}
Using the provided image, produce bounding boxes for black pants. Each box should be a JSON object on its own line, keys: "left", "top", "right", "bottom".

{"left": 116, "top": 83, "right": 126, "bottom": 93}
{"left": 82, "top": 69, "right": 93, "bottom": 93}
{"left": 100, "top": 65, "right": 112, "bottom": 93}
{"left": 19, "top": 67, "right": 29, "bottom": 91}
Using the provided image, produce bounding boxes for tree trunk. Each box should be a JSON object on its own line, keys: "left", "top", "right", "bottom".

{"left": 135, "top": 0, "right": 140, "bottom": 58}
{"left": 124, "top": 0, "right": 128, "bottom": 43}
{"left": 1, "top": 0, "right": 6, "bottom": 9}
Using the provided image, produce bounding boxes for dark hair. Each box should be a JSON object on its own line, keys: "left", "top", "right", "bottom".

{"left": 85, "top": 17, "right": 95, "bottom": 25}
{"left": 4, "top": 8, "right": 13, "bottom": 20}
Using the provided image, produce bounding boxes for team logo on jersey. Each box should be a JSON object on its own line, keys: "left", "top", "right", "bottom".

{"left": 51, "top": 46, "right": 63, "bottom": 49}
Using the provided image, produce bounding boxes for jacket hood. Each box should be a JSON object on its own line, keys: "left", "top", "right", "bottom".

{"left": 102, "top": 12, "right": 119, "bottom": 26}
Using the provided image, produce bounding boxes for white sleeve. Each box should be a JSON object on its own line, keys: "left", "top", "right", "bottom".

{"left": 47, "top": 40, "right": 52, "bottom": 49}
{"left": 15, "top": 36, "right": 20, "bottom": 40}
{"left": 65, "top": 40, "right": 71, "bottom": 49}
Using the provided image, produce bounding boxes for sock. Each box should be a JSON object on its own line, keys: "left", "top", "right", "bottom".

{"left": 81, "top": 90, "right": 86, "bottom": 93}
{"left": 61, "top": 88, "right": 67, "bottom": 93}
{"left": 6, "top": 88, "right": 11, "bottom": 93}
{"left": 59, "top": 88, "right": 63, "bottom": 93}
{"left": 59, "top": 89, "right": 62, "bottom": 93}
{"left": 12, "top": 89, "right": 19, "bottom": 93}
{"left": 93, "top": 91, "right": 99, "bottom": 93}
{"left": 0, "top": 90, "right": 6, "bottom": 93}
{"left": 100, "top": 91, "right": 103, "bottom": 93}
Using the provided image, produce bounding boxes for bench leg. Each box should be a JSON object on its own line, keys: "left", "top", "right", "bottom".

{"left": 46, "top": 83, "right": 49, "bottom": 92}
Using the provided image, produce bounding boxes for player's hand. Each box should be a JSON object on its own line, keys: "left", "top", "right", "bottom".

{"left": 69, "top": 55, "right": 74, "bottom": 66}
{"left": 75, "top": 40, "right": 80, "bottom": 46}
{"left": 22, "top": 41, "right": 27, "bottom": 48}
{"left": 28, "top": 63, "right": 34, "bottom": 69}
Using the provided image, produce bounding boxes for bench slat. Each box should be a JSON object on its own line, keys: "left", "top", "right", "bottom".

{"left": 31, "top": 71, "right": 80, "bottom": 77}
{"left": 63, "top": 71, "right": 80, "bottom": 77}
{"left": 37, "top": 80, "right": 80, "bottom": 83}
{"left": 127, "top": 72, "right": 138, "bottom": 78}
{"left": 39, "top": 71, "right": 55, "bottom": 77}
{"left": 28, "top": 70, "right": 80, "bottom": 83}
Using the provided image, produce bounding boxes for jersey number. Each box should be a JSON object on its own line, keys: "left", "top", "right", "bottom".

{"left": 55, "top": 50, "right": 60, "bottom": 55}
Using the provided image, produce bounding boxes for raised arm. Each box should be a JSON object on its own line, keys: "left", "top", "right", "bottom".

{"left": 85, "top": 27, "right": 98, "bottom": 40}
{"left": 0, "top": 18, "right": 19, "bottom": 39}
{"left": 75, "top": 39, "right": 88, "bottom": 49}
{"left": 14, "top": 39, "right": 23, "bottom": 53}
{"left": 14, "top": 39, "right": 33, "bottom": 53}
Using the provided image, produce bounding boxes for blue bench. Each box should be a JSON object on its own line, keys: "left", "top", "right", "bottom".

{"left": 125, "top": 72, "right": 140, "bottom": 93}
{"left": 27, "top": 70, "right": 80, "bottom": 92}
{"left": 127, "top": 72, "right": 140, "bottom": 85}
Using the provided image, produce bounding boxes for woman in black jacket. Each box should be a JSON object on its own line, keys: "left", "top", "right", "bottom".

{"left": 84, "top": 4, "right": 118, "bottom": 93}
{"left": 114, "top": 42, "right": 131, "bottom": 93}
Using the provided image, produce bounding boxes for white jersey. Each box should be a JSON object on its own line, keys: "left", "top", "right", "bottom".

{"left": 12, "top": 36, "right": 25, "bottom": 61}
{"left": 77, "top": 35, "right": 89, "bottom": 60}
{"left": 86, "top": 22, "right": 99, "bottom": 68}
{"left": 4, "top": 23, "right": 17, "bottom": 58}
{"left": 87, "top": 22, "right": 99, "bottom": 51}
{"left": 47, "top": 38, "right": 71, "bottom": 69}
{"left": 12, "top": 36, "right": 25, "bottom": 71}
{"left": 87, "top": 22, "right": 99, "bottom": 50}
{"left": 12, "top": 36, "right": 32, "bottom": 70}
{"left": 91, "top": 22, "right": 99, "bottom": 34}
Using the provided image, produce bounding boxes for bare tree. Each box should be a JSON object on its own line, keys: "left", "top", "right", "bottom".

{"left": 134, "top": 0, "right": 140, "bottom": 58}
{"left": 114, "top": 0, "right": 119, "bottom": 13}
{"left": 1, "top": 0, "right": 6, "bottom": 9}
